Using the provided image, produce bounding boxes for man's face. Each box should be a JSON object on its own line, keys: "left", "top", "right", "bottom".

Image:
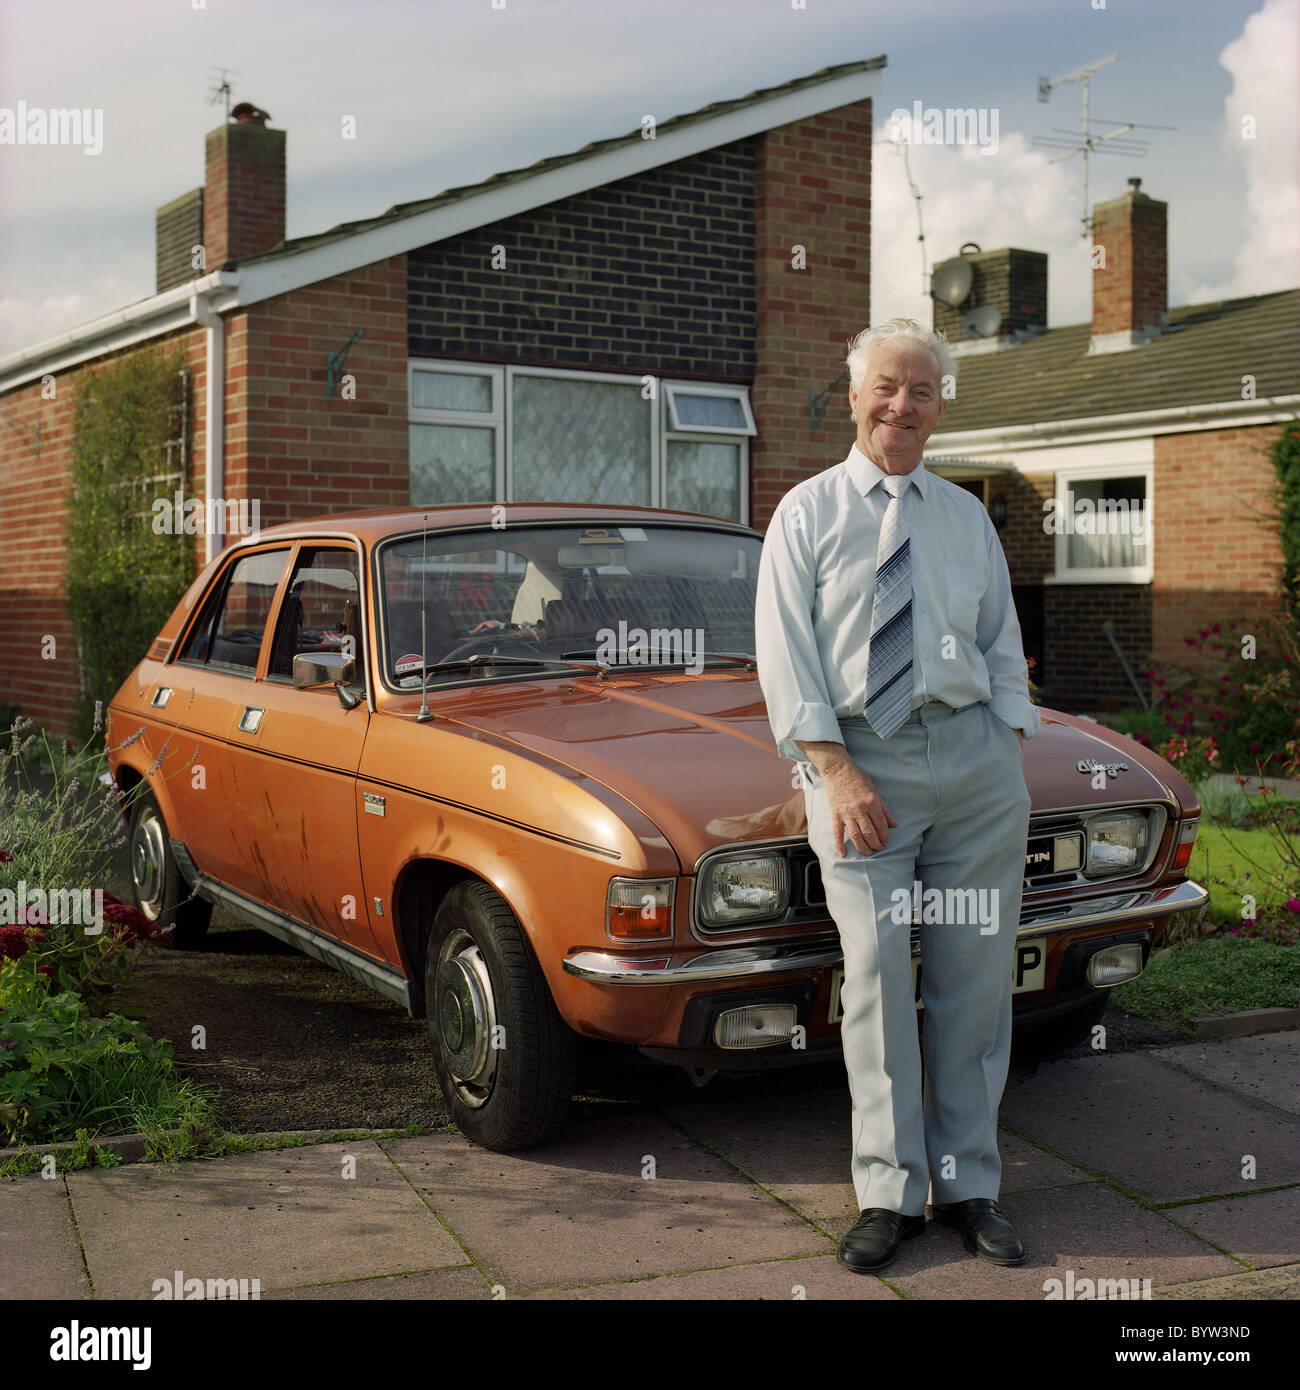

{"left": 849, "top": 339, "right": 948, "bottom": 475}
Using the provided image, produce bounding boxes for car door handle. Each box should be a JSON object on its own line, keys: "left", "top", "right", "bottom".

{"left": 238, "top": 706, "right": 265, "bottom": 733}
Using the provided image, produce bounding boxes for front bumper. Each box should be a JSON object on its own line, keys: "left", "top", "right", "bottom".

{"left": 561, "top": 878, "right": 1207, "bottom": 985}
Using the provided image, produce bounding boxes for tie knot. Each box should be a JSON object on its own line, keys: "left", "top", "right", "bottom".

{"left": 882, "top": 475, "right": 909, "bottom": 500}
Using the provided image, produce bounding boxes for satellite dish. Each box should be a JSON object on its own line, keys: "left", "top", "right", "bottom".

{"left": 930, "top": 257, "right": 974, "bottom": 308}
{"left": 963, "top": 305, "right": 1003, "bottom": 339}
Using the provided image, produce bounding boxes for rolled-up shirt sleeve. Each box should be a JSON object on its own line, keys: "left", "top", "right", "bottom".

{"left": 976, "top": 518, "right": 1042, "bottom": 737}
{"left": 754, "top": 496, "right": 844, "bottom": 762}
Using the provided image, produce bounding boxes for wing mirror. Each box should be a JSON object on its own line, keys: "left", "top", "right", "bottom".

{"left": 292, "top": 653, "right": 362, "bottom": 709}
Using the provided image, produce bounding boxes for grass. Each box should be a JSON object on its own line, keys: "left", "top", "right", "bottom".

{"left": 1189, "top": 823, "right": 1295, "bottom": 926}
{"left": 0, "top": 1120, "right": 433, "bottom": 1177}
{"left": 1111, "top": 937, "right": 1300, "bottom": 1034}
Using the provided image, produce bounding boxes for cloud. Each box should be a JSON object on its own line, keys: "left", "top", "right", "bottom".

{"left": 0, "top": 277, "right": 142, "bottom": 361}
{"left": 871, "top": 126, "right": 1094, "bottom": 331}
{"left": 1185, "top": 0, "right": 1300, "bottom": 302}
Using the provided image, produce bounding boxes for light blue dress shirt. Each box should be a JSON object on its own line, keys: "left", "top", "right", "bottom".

{"left": 754, "top": 444, "right": 1041, "bottom": 762}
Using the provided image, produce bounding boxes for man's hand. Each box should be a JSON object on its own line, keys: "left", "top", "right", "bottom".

{"left": 798, "top": 741, "right": 898, "bottom": 857}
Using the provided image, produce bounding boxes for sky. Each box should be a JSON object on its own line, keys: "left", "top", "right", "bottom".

{"left": 1, "top": 0, "right": 1297, "bottom": 360}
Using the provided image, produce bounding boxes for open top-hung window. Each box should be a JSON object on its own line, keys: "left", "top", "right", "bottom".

{"left": 409, "top": 363, "right": 503, "bottom": 505}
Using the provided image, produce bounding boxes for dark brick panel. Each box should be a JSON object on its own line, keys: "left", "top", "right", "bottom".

{"left": 1043, "top": 583, "right": 1153, "bottom": 711}
{"left": 408, "top": 141, "right": 755, "bottom": 379}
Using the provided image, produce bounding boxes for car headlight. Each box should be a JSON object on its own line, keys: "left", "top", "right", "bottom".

{"left": 1084, "top": 811, "right": 1149, "bottom": 877}
{"left": 698, "top": 854, "right": 789, "bottom": 927}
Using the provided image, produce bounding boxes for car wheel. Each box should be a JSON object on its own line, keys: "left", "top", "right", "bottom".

{"left": 1026, "top": 992, "right": 1109, "bottom": 1054}
{"left": 128, "top": 792, "right": 212, "bottom": 949}
{"left": 425, "top": 880, "right": 575, "bottom": 1152}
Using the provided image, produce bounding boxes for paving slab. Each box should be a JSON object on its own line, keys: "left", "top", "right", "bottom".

{"left": 69, "top": 1140, "right": 470, "bottom": 1299}
{"left": 998, "top": 1051, "right": 1300, "bottom": 1202}
{"left": 381, "top": 1116, "right": 829, "bottom": 1294}
{"left": 0, "top": 1177, "right": 90, "bottom": 1300}
{"left": 1152, "top": 1263, "right": 1300, "bottom": 1300}
{"left": 518, "top": 1253, "right": 902, "bottom": 1299}
{"left": 887, "top": 1183, "right": 1240, "bottom": 1300}
{"left": 264, "top": 1266, "right": 489, "bottom": 1299}
{"left": 1152, "top": 1032, "right": 1300, "bottom": 1115}
{"left": 1161, "top": 1190, "right": 1300, "bottom": 1269}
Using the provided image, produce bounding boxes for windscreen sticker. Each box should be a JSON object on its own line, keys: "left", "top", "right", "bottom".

{"left": 578, "top": 527, "right": 617, "bottom": 543}
{"left": 394, "top": 653, "right": 424, "bottom": 674}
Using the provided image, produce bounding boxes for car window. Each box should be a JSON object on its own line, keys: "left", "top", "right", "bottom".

{"left": 177, "top": 548, "right": 290, "bottom": 675}
{"left": 268, "top": 547, "right": 364, "bottom": 680}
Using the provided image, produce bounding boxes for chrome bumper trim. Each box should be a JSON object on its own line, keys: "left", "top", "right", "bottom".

{"left": 561, "top": 880, "right": 1207, "bottom": 985}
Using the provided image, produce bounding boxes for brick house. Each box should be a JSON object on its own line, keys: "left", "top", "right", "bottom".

{"left": 925, "top": 180, "right": 1299, "bottom": 710}
{"left": 0, "top": 59, "right": 885, "bottom": 733}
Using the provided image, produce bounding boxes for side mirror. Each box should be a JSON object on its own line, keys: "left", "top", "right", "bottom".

{"left": 293, "top": 652, "right": 361, "bottom": 709}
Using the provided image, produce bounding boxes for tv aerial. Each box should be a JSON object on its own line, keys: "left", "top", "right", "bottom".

{"left": 207, "top": 66, "right": 239, "bottom": 121}
{"left": 1032, "top": 54, "right": 1176, "bottom": 238}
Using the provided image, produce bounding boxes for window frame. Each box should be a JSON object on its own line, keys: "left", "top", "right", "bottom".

{"left": 407, "top": 359, "right": 754, "bottom": 522}
{"left": 171, "top": 544, "right": 295, "bottom": 680}
{"left": 1047, "top": 462, "right": 1155, "bottom": 586}
{"left": 263, "top": 542, "right": 369, "bottom": 690}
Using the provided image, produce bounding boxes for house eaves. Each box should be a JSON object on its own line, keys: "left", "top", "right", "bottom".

{"left": 0, "top": 57, "right": 884, "bottom": 392}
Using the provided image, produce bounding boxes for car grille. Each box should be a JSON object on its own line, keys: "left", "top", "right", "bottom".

{"left": 694, "top": 805, "right": 1168, "bottom": 942}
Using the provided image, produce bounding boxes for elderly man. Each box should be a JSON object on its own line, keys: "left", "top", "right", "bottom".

{"left": 754, "top": 317, "right": 1039, "bottom": 1273}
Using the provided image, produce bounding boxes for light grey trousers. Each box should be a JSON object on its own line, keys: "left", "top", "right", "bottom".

{"left": 803, "top": 700, "right": 1032, "bottom": 1215}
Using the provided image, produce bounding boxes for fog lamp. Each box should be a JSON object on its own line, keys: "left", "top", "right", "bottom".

{"left": 713, "top": 1003, "right": 798, "bottom": 1049}
{"left": 1086, "top": 942, "right": 1145, "bottom": 986}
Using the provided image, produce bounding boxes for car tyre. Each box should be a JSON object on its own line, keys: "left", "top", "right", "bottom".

{"left": 128, "top": 792, "right": 212, "bottom": 949}
{"left": 426, "top": 880, "right": 575, "bottom": 1152}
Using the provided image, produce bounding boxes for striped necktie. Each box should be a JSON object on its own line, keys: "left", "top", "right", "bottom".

{"left": 864, "top": 474, "right": 914, "bottom": 738}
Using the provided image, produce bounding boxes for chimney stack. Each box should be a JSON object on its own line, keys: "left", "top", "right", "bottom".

{"left": 202, "top": 102, "right": 286, "bottom": 269}
{"left": 932, "top": 247, "right": 1048, "bottom": 345}
{"left": 1090, "top": 178, "right": 1167, "bottom": 353}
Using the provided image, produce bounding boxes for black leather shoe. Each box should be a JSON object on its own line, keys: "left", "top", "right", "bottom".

{"left": 837, "top": 1208, "right": 926, "bottom": 1273}
{"left": 927, "top": 1198, "right": 1026, "bottom": 1265}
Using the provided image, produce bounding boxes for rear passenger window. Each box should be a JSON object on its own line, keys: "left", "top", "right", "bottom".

{"left": 177, "top": 549, "right": 290, "bottom": 675}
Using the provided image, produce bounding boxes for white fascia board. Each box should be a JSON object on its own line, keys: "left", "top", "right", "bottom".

{"left": 0, "top": 272, "right": 241, "bottom": 394}
{"left": 233, "top": 66, "right": 883, "bottom": 309}
{"left": 932, "top": 393, "right": 1300, "bottom": 459}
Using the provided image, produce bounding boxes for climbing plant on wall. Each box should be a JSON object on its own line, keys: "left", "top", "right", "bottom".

{"left": 65, "top": 346, "right": 195, "bottom": 741}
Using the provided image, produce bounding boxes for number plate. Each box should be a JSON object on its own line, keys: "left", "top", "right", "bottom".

{"left": 827, "top": 941, "right": 1048, "bottom": 1022}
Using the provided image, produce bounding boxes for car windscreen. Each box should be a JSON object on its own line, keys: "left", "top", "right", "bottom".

{"left": 377, "top": 523, "right": 761, "bottom": 687}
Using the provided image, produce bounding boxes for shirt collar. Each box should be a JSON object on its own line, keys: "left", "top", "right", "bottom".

{"left": 845, "top": 443, "right": 931, "bottom": 500}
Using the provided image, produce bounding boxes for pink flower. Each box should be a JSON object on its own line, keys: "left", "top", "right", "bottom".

{"left": 1286, "top": 898, "right": 1300, "bottom": 914}
{"left": 0, "top": 849, "right": 12, "bottom": 862}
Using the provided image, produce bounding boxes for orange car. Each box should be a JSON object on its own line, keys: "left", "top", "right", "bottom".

{"left": 107, "top": 504, "right": 1206, "bottom": 1151}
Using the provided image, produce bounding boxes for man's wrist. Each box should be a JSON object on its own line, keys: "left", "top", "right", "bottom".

{"left": 796, "top": 739, "right": 851, "bottom": 775}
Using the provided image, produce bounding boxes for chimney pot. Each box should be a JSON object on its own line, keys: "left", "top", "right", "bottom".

{"left": 1127, "top": 177, "right": 1142, "bottom": 192}
{"left": 230, "top": 102, "right": 271, "bottom": 126}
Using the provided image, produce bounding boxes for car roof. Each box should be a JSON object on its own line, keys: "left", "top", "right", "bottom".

{"left": 226, "top": 502, "right": 760, "bottom": 549}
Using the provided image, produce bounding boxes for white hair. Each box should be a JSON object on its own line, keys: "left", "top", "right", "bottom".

{"left": 845, "top": 318, "right": 956, "bottom": 404}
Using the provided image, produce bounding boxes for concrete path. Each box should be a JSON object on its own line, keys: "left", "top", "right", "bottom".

{"left": 4, "top": 1031, "right": 1298, "bottom": 1302}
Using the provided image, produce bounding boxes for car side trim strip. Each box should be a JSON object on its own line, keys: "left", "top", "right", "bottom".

{"left": 193, "top": 874, "right": 417, "bottom": 1015}
{"left": 561, "top": 879, "right": 1208, "bottom": 985}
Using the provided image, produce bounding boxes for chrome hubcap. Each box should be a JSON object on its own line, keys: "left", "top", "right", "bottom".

{"left": 435, "top": 929, "right": 498, "bottom": 1108}
{"left": 130, "top": 811, "right": 167, "bottom": 920}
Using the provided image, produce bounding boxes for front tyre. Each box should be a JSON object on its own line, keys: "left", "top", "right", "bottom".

{"left": 128, "top": 792, "right": 212, "bottom": 949}
{"left": 426, "top": 881, "right": 575, "bottom": 1151}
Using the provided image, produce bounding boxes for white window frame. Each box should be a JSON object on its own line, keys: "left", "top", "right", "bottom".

{"left": 1047, "top": 461, "right": 1154, "bottom": 585}
{"left": 664, "top": 382, "right": 757, "bottom": 436}
{"left": 408, "top": 360, "right": 754, "bottom": 523}
{"left": 408, "top": 361, "right": 505, "bottom": 499}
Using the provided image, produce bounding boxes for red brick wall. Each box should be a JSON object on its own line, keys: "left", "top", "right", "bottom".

{"left": 1151, "top": 423, "right": 1285, "bottom": 675}
{"left": 1091, "top": 188, "right": 1167, "bottom": 339}
{"left": 237, "top": 256, "right": 410, "bottom": 524}
{"left": 988, "top": 471, "right": 1055, "bottom": 585}
{"left": 204, "top": 121, "right": 286, "bottom": 268}
{"left": 0, "top": 328, "right": 207, "bottom": 733}
{"left": 749, "top": 100, "right": 872, "bottom": 528}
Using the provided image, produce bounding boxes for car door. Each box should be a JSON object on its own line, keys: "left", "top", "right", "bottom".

{"left": 161, "top": 544, "right": 294, "bottom": 895}
{"left": 230, "top": 542, "right": 378, "bottom": 957}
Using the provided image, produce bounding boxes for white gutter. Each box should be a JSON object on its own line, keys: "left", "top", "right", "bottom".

{"left": 933, "top": 393, "right": 1300, "bottom": 454}
{"left": 0, "top": 271, "right": 241, "bottom": 394}
{"left": 189, "top": 288, "right": 225, "bottom": 566}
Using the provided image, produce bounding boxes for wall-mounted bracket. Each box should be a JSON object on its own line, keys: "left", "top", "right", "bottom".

{"left": 326, "top": 330, "right": 364, "bottom": 399}
{"left": 810, "top": 371, "right": 849, "bottom": 433}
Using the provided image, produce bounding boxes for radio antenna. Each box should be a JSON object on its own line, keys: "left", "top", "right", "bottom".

{"left": 416, "top": 513, "right": 433, "bottom": 723}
